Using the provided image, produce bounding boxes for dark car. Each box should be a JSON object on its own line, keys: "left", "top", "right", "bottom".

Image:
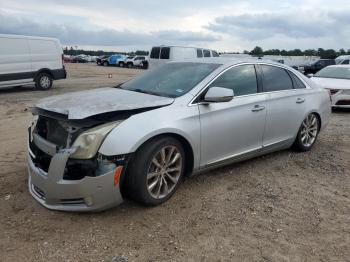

{"left": 303, "top": 59, "right": 335, "bottom": 75}
{"left": 96, "top": 55, "right": 109, "bottom": 66}
{"left": 71, "top": 57, "right": 88, "bottom": 63}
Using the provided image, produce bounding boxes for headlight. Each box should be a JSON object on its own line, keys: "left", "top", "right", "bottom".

{"left": 70, "top": 121, "right": 122, "bottom": 159}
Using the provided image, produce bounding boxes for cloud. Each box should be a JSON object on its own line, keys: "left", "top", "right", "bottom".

{"left": 205, "top": 10, "right": 349, "bottom": 41}
{"left": 0, "top": 10, "right": 219, "bottom": 47}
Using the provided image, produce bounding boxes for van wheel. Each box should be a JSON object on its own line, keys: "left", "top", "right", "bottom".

{"left": 35, "top": 73, "right": 53, "bottom": 90}
{"left": 126, "top": 137, "right": 185, "bottom": 206}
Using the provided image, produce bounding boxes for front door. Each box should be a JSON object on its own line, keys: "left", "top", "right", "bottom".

{"left": 199, "top": 64, "right": 267, "bottom": 167}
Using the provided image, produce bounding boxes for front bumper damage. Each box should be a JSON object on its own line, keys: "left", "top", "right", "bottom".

{"left": 27, "top": 126, "right": 125, "bottom": 212}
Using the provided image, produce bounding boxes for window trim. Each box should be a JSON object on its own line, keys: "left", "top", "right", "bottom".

{"left": 189, "top": 63, "right": 261, "bottom": 105}
{"left": 188, "top": 62, "right": 311, "bottom": 106}
{"left": 256, "top": 64, "right": 310, "bottom": 94}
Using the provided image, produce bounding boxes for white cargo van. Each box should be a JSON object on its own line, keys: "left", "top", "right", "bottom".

{"left": 148, "top": 45, "right": 219, "bottom": 68}
{"left": 0, "top": 34, "right": 66, "bottom": 90}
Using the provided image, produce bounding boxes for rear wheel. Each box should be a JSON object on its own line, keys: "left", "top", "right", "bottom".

{"left": 118, "top": 62, "right": 124, "bottom": 67}
{"left": 35, "top": 72, "right": 53, "bottom": 90}
{"left": 103, "top": 61, "right": 108, "bottom": 66}
{"left": 293, "top": 113, "right": 320, "bottom": 151}
{"left": 127, "top": 137, "right": 185, "bottom": 206}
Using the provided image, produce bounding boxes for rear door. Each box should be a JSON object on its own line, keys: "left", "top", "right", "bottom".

{"left": 199, "top": 64, "right": 267, "bottom": 166}
{"left": 0, "top": 37, "right": 32, "bottom": 86}
{"left": 258, "top": 64, "right": 308, "bottom": 147}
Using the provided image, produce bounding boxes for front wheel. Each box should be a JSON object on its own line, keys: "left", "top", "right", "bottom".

{"left": 293, "top": 113, "right": 320, "bottom": 151}
{"left": 126, "top": 137, "right": 185, "bottom": 206}
{"left": 35, "top": 73, "right": 53, "bottom": 90}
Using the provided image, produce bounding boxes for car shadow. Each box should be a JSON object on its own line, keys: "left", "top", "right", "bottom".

{"left": 0, "top": 85, "right": 36, "bottom": 94}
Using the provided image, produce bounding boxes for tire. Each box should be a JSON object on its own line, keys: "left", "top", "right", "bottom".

{"left": 35, "top": 72, "right": 53, "bottom": 90}
{"left": 103, "top": 61, "right": 108, "bottom": 66}
{"left": 293, "top": 113, "right": 320, "bottom": 152}
{"left": 126, "top": 136, "right": 186, "bottom": 206}
{"left": 118, "top": 62, "right": 124, "bottom": 67}
{"left": 127, "top": 62, "right": 133, "bottom": 68}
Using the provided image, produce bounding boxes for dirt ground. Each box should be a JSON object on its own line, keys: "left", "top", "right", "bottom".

{"left": 0, "top": 63, "right": 349, "bottom": 262}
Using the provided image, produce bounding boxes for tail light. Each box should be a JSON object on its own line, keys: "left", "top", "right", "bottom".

{"left": 326, "top": 89, "right": 332, "bottom": 102}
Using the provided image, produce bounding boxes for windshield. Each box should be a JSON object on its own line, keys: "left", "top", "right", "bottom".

{"left": 315, "top": 67, "right": 350, "bottom": 80}
{"left": 120, "top": 62, "right": 221, "bottom": 98}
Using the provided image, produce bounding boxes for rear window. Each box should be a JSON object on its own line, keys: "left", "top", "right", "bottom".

{"left": 150, "top": 47, "right": 160, "bottom": 59}
{"left": 160, "top": 47, "right": 170, "bottom": 59}
{"left": 289, "top": 72, "right": 306, "bottom": 89}
{"left": 315, "top": 67, "right": 350, "bottom": 80}
{"left": 203, "top": 50, "right": 211, "bottom": 57}
{"left": 261, "top": 65, "right": 294, "bottom": 92}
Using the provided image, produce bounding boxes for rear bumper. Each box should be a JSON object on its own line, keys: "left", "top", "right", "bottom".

{"left": 52, "top": 68, "right": 67, "bottom": 80}
{"left": 27, "top": 129, "right": 124, "bottom": 212}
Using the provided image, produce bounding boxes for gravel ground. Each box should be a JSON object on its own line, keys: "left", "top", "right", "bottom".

{"left": 0, "top": 63, "right": 349, "bottom": 262}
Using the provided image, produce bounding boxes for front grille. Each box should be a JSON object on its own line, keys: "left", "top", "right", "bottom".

{"left": 29, "top": 141, "right": 52, "bottom": 172}
{"left": 36, "top": 116, "right": 68, "bottom": 148}
{"left": 60, "top": 198, "right": 86, "bottom": 205}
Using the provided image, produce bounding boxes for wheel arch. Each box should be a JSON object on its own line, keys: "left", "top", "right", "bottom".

{"left": 131, "top": 132, "right": 195, "bottom": 177}
{"left": 35, "top": 68, "right": 53, "bottom": 80}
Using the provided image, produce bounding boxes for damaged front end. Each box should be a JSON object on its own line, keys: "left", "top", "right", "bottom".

{"left": 27, "top": 108, "right": 133, "bottom": 211}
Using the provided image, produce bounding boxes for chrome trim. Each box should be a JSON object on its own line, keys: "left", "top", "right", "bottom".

{"left": 206, "top": 146, "right": 261, "bottom": 166}
{"left": 33, "top": 133, "right": 57, "bottom": 156}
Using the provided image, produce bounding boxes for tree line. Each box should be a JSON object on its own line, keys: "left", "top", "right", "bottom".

{"left": 245, "top": 46, "right": 349, "bottom": 59}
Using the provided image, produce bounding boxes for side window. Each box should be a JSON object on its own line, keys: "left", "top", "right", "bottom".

{"left": 197, "top": 49, "right": 203, "bottom": 58}
{"left": 261, "top": 65, "right": 294, "bottom": 92}
{"left": 289, "top": 72, "right": 306, "bottom": 89}
{"left": 150, "top": 47, "right": 160, "bottom": 59}
{"left": 212, "top": 51, "right": 219, "bottom": 57}
{"left": 342, "top": 60, "right": 350, "bottom": 65}
{"left": 208, "top": 65, "right": 258, "bottom": 96}
{"left": 203, "top": 50, "right": 211, "bottom": 57}
{"left": 160, "top": 47, "right": 170, "bottom": 59}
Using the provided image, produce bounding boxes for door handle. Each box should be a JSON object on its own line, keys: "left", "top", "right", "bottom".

{"left": 252, "top": 105, "right": 265, "bottom": 112}
{"left": 296, "top": 98, "right": 305, "bottom": 104}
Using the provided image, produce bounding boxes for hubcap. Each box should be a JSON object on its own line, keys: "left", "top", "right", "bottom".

{"left": 40, "top": 76, "right": 50, "bottom": 88}
{"left": 300, "top": 114, "right": 318, "bottom": 147}
{"left": 147, "top": 145, "right": 182, "bottom": 199}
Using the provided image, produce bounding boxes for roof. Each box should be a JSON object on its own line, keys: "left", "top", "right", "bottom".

{"left": 170, "top": 57, "right": 286, "bottom": 67}
{"left": 0, "top": 33, "right": 59, "bottom": 42}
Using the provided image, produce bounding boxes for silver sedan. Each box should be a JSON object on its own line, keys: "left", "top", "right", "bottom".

{"left": 27, "top": 59, "right": 331, "bottom": 211}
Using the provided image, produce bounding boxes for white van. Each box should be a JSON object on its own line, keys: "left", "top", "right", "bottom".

{"left": 148, "top": 45, "right": 219, "bottom": 68}
{"left": 0, "top": 34, "right": 66, "bottom": 90}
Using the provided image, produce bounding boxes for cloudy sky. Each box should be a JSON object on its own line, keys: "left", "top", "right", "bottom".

{"left": 0, "top": 0, "right": 349, "bottom": 52}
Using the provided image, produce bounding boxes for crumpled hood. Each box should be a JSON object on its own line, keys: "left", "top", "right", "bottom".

{"left": 36, "top": 87, "right": 174, "bottom": 119}
{"left": 311, "top": 77, "right": 350, "bottom": 90}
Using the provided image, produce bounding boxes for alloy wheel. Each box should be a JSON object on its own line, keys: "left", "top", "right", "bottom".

{"left": 146, "top": 145, "right": 183, "bottom": 199}
{"left": 300, "top": 114, "right": 318, "bottom": 147}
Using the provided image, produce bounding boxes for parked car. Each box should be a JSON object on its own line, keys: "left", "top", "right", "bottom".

{"left": 0, "top": 34, "right": 66, "bottom": 90}
{"left": 27, "top": 59, "right": 331, "bottom": 211}
{"left": 125, "top": 56, "right": 146, "bottom": 68}
{"left": 71, "top": 56, "right": 88, "bottom": 63}
{"left": 148, "top": 45, "right": 219, "bottom": 68}
{"left": 302, "top": 59, "right": 335, "bottom": 75}
{"left": 310, "top": 65, "right": 350, "bottom": 108}
{"left": 103, "top": 54, "right": 126, "bottom": 67}
{"left": 96, "top": 55, "right": 109, "bottom": 65}
{"left": 335, "top": 55, "right": 350, "bottom": 65}
{"left": 63, "top": 55, "right": 72, "bottom": 63}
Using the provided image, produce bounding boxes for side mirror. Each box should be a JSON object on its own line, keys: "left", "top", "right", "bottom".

{"left": 204, "top": 86, "right": 234, "bottom": 103}
{"left": 307, "top": 73, "right": 314, "bottom": 78}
